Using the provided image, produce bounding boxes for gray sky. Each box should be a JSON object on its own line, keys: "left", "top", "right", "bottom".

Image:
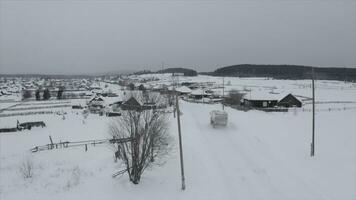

{"left": 1, "top": 0, "right": 356, "bottom": 74}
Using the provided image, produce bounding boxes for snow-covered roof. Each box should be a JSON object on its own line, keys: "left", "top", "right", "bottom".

{"left": 176, "top": 86, "right": 192, "bottom": 94}
{"left": 103, "top": 96, "right": 123, "bottom": 105}
{"left": 89, "top": 96, "right": 104, "bottom": 102}
{"left": 191, "top": 89, "right": 205, "bottom": 95}
{"left": 243, "top": 92, "right": 304, "bottom": 101}
{"left": 167, "top": 86, "right": 175, "bottom": 91}
{"left": 243, "top": 92, "right": 285, "bottom": 101}
{"left": 90, "top": 82, "right": 101, "bottom": 89}
{"left": 152, "top": 84, "right": 164, "bottom": 90}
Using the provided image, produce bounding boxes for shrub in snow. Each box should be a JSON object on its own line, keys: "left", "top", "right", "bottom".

{"left": 19, "top": 157, "right": 34, "bottom": 179}
{"left": 65, "top": 166, "right": 81, "bottom": 190}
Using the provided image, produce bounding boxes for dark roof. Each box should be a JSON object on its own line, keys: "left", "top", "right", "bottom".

{"left": 89, "top": 96, "right": 104, "bottom": 103}
{"left": 278, "top": 93, "right": 302, "bottom": 107}
{"left": 121, "top": 97, "right": 142, "bottom": 110}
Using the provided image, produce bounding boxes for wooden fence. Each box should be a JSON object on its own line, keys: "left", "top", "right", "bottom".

{"left": 3, "top": 104, "right": 71, "bottom": 112}
{"left": 0, "top": 111, "right": 54, "bottom": 118}
{"left": 31, "top": 137, "right": 133, "bottom": 153}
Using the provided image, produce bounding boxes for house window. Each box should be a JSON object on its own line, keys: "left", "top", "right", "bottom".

{"left": 263, "top": 101, "right": 267, "bottom": 107}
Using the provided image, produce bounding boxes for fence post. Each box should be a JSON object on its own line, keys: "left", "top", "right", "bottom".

{"left": 49, "top": 135, "right": 54, "bottom": 149}
{"left": 85, "top": 144, "right": 88, "bottom": 152}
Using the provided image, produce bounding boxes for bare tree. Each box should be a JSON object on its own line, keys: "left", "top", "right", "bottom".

{"left": 109, "top": 93, "right": 172, "bottom": 184}
{"left": 43, "top": 88, "right": 51, "bottom": 100}
{"left": 166, "top": 92, "right": 175, "bottom": 107}
{"left": 57, "top": 86, "right": 65, "bottom": 99}
{"left": 127, "top": 83, "right": 135, "bottom": 91}
{"left": 224, "top": 89, "right": 244, "bottom": 105}
{"left": 35, "top": 89, "right": 41, "bottom": 100}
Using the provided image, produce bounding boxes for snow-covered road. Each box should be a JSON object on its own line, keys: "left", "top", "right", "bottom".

{"left": 178, "top": 101, "right": 356, "bottom": 200}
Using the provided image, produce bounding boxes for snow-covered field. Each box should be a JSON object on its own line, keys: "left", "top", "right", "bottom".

{"left": 1, "top": 76, "right": 355, "bottom": 200}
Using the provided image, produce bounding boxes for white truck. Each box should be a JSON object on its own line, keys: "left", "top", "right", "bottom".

{"left": 210, "top": 110, "right": 228, "bottom": 127}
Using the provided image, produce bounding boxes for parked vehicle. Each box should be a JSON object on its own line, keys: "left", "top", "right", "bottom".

{"left": 210, "top": 110, "right": 228, "bottom": 127}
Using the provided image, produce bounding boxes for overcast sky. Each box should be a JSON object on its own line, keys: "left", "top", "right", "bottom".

{"left": 1, "top": 0, "right": 355, "bottom": 74}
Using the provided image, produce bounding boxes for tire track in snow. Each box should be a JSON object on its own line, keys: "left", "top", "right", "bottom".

{"left": 184, "top": 104, "right": 258, "bottom": 200}
{"left": 181, "top": 107, "right": 234, "bottom": 200}
{"left": 181, "top": 102, "right": 328, "bottom": 200}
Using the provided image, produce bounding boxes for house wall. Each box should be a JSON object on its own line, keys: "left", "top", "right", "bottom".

{"left": 244, "top": 99, "right": 278, "bottom": 108}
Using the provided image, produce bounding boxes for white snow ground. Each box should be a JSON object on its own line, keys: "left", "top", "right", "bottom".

{"left": 1, "top": 78, "right": 356, "bottom": 200}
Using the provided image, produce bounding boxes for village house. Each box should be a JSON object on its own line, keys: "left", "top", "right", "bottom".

{"left": 242, "top": 93, "right": 302, "bottom": 108}
{"left": 176, "top": 86, "right": 192, "bottom": 96}
{"left": 87, "top": 95, "right": 123, "bottom": 114}
{"left": 87, "top": 96, "right": 105, "bottom": 113}
{"left": 277, "top": 93, "right": 302, "bottom": 107}
{"left": 189, "top": 89, "right": 210, "bottom": 100}
{"left": 121, "top": 97, "right": 142, "bottom": 111}
{"left": 243, "top": 97, "right": 278, "bottom": 108}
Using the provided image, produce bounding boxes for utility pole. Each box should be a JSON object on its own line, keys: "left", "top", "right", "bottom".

{"left": 311, "top": 67, "right": 315, "bottom": 157}
{"left": 222, "top": 76, "right": 225, "bottom": 110}
{"left": 172, "top": 73, "right": 186, "bottom": 190}
{"left": 176, "top": 93, "right": 186, "bottom": 190}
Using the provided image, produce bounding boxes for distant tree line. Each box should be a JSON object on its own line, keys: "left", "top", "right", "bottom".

{"left": 132, "top": 67, "right": 198, "bottom": 76}
{"left": 0, "top": 74, "right": 94, "bottom": 79}
{"left": 209, "top": 64, "right": 356, "bottom": 81}
{"left": 157, "top": 67, "right": 198, "bottom": 76}
{"left": 22, "top": 87, "right": 65, "bottom": 100}
{"left": 133, "top": 70, "right": 153, "bottom": 75}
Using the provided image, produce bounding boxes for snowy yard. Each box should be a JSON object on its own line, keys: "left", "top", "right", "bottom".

{"left": 1, "top": 78, "right": 356, "bottom": 200}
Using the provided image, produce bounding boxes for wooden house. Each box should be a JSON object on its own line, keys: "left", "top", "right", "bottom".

{"left": 176, "top": 86, "right": 192, "bottom": 96}
{"left": 243, "top": 98, "right": 278, "bottom": 108}
{"left": 243, "top": 93, "right": 302, "bottom": 108}
{"left": 88, "top": 96, "right": 104, "bottom": 107}
{"left": 88, "top": 96, "right": 105, "bottom": 113}
{"left": 121, "top": 97, "right": 142, "bottom": 111}
{"left": 277, "top": 93, "right": 302, "bottom": 107}
{"left": 242, "top": 93, "right": 278, "bottom": 108}
{"left": 190, "top": 89, "right": 210, "bottom": 99}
